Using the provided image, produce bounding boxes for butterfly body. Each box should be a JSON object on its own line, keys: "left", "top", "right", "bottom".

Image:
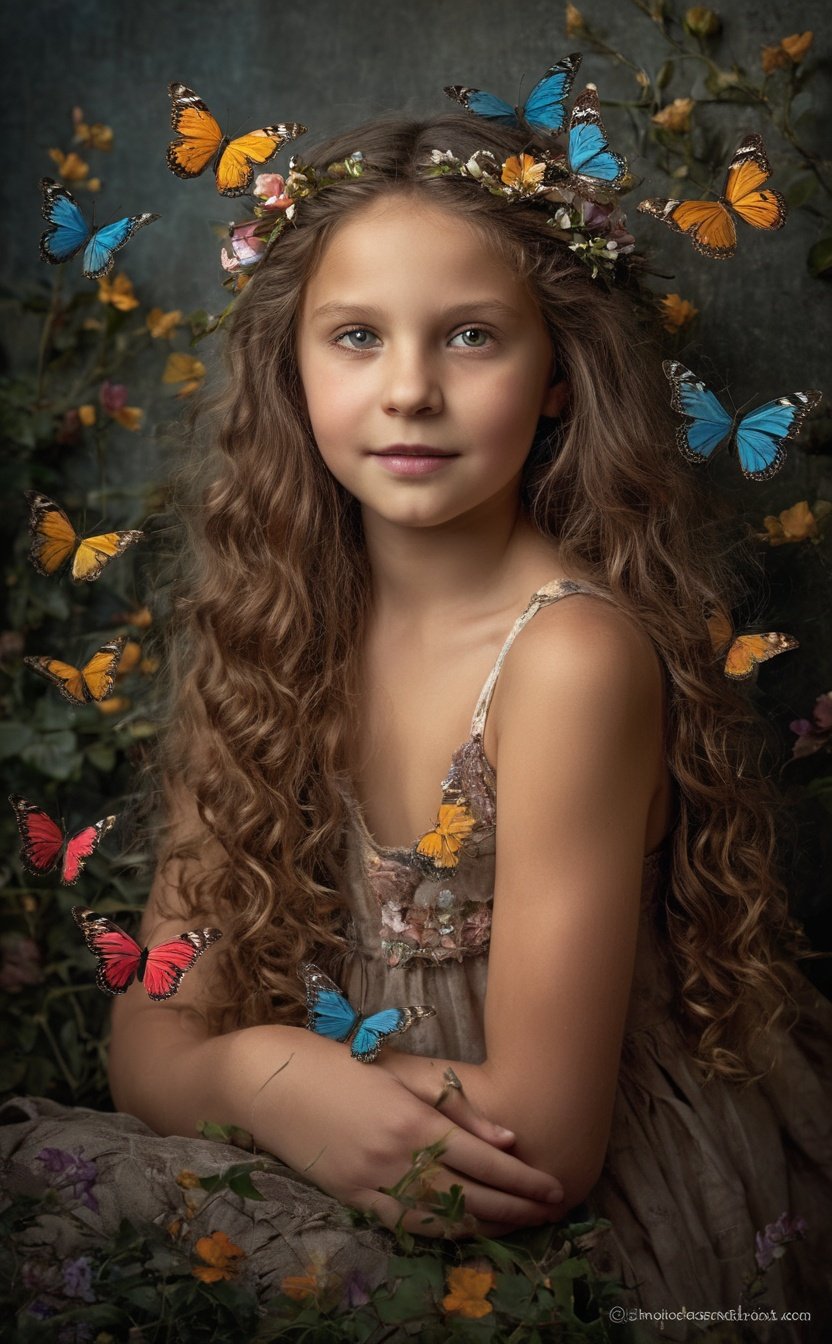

{"left": 298, "top": 962, "right": 435, "bottom": 1063}
{"left": 663, "top": 361, "right": 821, "bottom": 481}
{"left": 638, "top": 134, "right": 787, "bottom": 259}
{"left": 39, "top": 179, "right": 159, "bottom": 280}
{"left": 9, "top": 795, "right": 115, "bottom": 885}
{"left": 167, "top": 83, "right": 306, "bottom": 196}
{"left": 26, "top": 492, "right": 144, "bottom": 582}
{"left": 564, "top": 87, "right": 627, "bottom": 191}
{"left": 24, "top": 635, "right": 127, "bottom": 705}
{"left": 72, "top": 906, "right": 222, "bottom": 999}
{"left": 444, "top": 54, "right": 582, "bottom": 136}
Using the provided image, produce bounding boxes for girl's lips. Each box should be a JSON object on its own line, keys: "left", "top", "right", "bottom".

{"left": 372, "top": 453, "right": 457, "bottom": 476}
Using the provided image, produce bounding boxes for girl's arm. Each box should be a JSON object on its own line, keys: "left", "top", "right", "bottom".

{"left": 108, "top": 786, "right": 567, "bottom": 1238}
{"left": 378, "top": 596, "right": 665, "bottom": 1215}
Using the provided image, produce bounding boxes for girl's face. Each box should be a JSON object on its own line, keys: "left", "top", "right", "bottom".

{"left": 296, "top": 193, "right": 565, "bottom": 529}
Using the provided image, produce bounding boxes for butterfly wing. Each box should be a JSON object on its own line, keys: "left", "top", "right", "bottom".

{"left": 443, "top": 86, "right": 519, "bottom": 126}
{"left": 724, "top": 633, "right": 799, "bottom": 681}
{"left": 9, "top": 795, "right": 64, "bottom": 875}
{"left": 39, "top": 179, "right": 91, "bottom": 264}
{"left": 662, "top": 361, "right": 734, "bottom": 465}
{"left": 26, "top": 492, "right": 78, "bottom": 577}
{"left": 141, "top": 929, "right": 223, "bottom": 1000}
{"left": 80, "top": 636, "right": 127, "bottom": 702}
{"left": 81, "top": 213, "right": 159, "bottom": 281}
{"left": 298, "top": 962, "right": 360, "bottom": 1042}
{"left": 72, "top": 906, "right": 144, "bottom": 995}
{"left": 350, "top": 1005, "right": 437, "bottom": 1064}
{"left": 637, "top": 196, "right": 736, "bottom": 259}
{"left": 24, "top": 655, "right": 88, "bottom": 705}
{"left": 566, "top": 88, "right": 626, "bottom": 189}
{"left": 733, "top": 391, "right": 821, "bottom": 480}
{"left": 415, "top": 802, "right": 476, "bottom": 870}
{"left": 72, "top": 529, "right": 145, "bottom": 582}
{"left": 722, "top": 134, "right": 787, "bottom": 233}
{"left": 62, "top": 815, "right": 117, "bottom": 885}
{"left": 216, "top": 125, "right": 306, "bottom": 196}
{"left": 521, "top": 53, "right": 582, "bottom": 134}
{"left": 167, "top": 83, "right": 226, "bottom": 178}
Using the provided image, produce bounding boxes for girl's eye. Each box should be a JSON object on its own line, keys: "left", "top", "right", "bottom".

{"left": 451, "top": 328, "right": 491, "bottom": 349}
{"left": 334, "top": 328, "right": 379, "bottom": 350}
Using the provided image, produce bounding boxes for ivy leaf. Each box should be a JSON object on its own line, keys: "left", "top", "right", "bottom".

{"left": 0, "top": 722, "right": 36, "bottom": 759}
{"left": 20, "top": 730, "right": 80, "bottom": 780}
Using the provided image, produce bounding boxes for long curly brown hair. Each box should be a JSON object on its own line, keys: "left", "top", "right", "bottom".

{"left": 129, "top": 111, "right": 822, "bottom": 1085}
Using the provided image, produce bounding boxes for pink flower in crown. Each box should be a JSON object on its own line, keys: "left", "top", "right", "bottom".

{"left": 252, "top": 173, "right": 293, "bottom": 209}
{"left": 221, "top": 219, "right": 268, "bottom": 272}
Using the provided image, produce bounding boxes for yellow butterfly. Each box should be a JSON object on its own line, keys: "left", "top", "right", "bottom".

{"left": 166, "top": 83, "right": 306, "bottom": 197}
{"left": 638, "top": 133, "right": 787, "bottom": 259}
{"left": 26, "top": 492, "right": 144, "bottom": 582}
{"left": 706, "top": 611, "right": 798, "bottom": 681}
{"left": 25, "top": 636, "right": 127, "bottom": 705}
{"left": 415, "top": 802, "right": 476, "bottom": 870}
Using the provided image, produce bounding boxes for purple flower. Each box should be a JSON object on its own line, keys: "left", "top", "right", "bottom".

{"left": 341, "top": 1268, "right": 371, "bottom": 1308}
{"left": 755, "top": 1212, "right": 808, "bottom": 1270}
{"left": 62, "top": 1255, "right": 95, "bottom": 1303}
{"left": 36, "top": 1147, "right": 100, "bottom": 1213}
{"left": 27, "top": 1299, "right": 55, "bottom": 1320}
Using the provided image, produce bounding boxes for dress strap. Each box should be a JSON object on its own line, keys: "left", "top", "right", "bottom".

{"left": 469, "top": 577, "right": 616, "bottom": 739}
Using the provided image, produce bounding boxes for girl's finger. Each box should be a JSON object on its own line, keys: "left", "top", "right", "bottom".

{"left": 435, "top": 1089, "right": 516, "bottom": 1147}
{"left": 431, "top": 1121, "right": 565, "bottom": 1206}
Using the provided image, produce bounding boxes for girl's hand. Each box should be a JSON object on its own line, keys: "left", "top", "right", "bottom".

{"left": 242, "top": 1027, "right": 565, "bottom": 1238}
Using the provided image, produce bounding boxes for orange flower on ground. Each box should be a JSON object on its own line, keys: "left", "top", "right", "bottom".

{"left": 48, "top": 149, "right": 90, "bottom": 182}
{"left": 280, "top": 1269, "right": 320, "bottom": 1302}
{"left": 192, "top": 1229, "right": 246, "bottom": 1284}
{"left": 442, "top": 1264, "right": 496, "bottom": 1319}
{"left": 565, "top": 3, "right": 587, "bottom": 37}
{"left": 176, "top": 1169, "right": 201, "bottom": 1190}
{"left": 756, "top": 500, "right": 821, "bottom": 545}
{"left": 660, "top": 293, "right": 699, "bottom": 332}
{"left": 146, "top": 307, "right": 183, "bottom": 339}
{"left": 77, "top": 404, "right": 97, "bottom": 427}
{"left": 163, "top": 352, "right": 206, "bottom": 398}
{"left": 651, "top": 97, "right": 695, "bottom": 133}
{"left": 98, "top": 273, "right": 139, "bottom": 312}
{"left": 72, "top": 107, "right": 114, "bottom": 151}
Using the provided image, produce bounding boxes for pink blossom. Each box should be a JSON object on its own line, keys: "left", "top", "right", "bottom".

{"left": 221, "top": 219, "right": 267, "bottom": 272}
{"left": 99, "top": 380, "right": 128, "bottom": 414}
{"left": 252, "top": 173, "right": 293, "bottom": 208}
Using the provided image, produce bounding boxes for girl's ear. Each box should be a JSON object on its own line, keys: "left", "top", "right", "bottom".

{"left": 541, "top": 377, "right": 569, "bottom": 418}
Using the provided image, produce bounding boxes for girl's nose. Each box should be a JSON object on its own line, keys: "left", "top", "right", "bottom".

{"left": 382, "top": 347, "right": 443, "bottom": 417}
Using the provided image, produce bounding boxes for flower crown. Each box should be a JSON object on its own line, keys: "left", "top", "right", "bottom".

{"left": 222, "top": 141, "right": 636, "bottom": 288}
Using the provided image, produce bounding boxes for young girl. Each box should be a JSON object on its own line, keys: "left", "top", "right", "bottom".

{"left": 6, "top": 108, "right": 832, "bottom": 1337}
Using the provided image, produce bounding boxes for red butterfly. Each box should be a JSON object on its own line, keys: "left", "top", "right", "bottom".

{"left": 72, "top": 906, "right": 223, "bottom": 1000}
{"left": 9, "top": 794, "right": 116, "bottom": 885}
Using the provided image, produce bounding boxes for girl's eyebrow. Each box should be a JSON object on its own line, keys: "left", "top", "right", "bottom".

{"left": 310, "top": 299, "right": 521, "bottom": 322}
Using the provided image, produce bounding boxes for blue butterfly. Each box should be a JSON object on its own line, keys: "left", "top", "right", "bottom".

{"left": 444, "top": 54, "right": 582, "bottom": 136}
{"left": 663, "top": 361, "right": 822, "bottom": 481}
{"left": 298, "top": 962, "right": 436, "bottom": 1063}
{"left": 565, "top": 87, "right": 627, "bottom": 190}
{"left": 39, "top": 178, "right": 160, "bottom": 280}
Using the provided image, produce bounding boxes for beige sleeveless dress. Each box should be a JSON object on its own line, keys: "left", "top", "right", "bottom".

{"left": 340, "top": 576, "right": 832, "bottom": 1342}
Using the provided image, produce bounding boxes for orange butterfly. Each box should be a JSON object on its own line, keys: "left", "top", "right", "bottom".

{"left": 637, "top": 134, "right": 787, "bottom": 259}
{"left": 25, "top": 635, "right": 127, "bottom": 705}
{"left": 415, "top": 802, "right": 476, "bottom": 870}
{"left": 166, "top": 83, "right": 306, "bottom": 197}
{"left": 26, "top": 492, "right": 143, "bottom": 582}
{"left": 706, "top": 611, "right": 798, "bottom": 681}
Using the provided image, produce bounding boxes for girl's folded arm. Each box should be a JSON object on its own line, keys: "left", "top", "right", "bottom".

{"left": 382, "top": 598, "right": 665, "bottom": 1210}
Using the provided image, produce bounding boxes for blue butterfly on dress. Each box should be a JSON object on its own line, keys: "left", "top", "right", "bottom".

{"left": 563, "top": 87, "right": 627, "bottom": 192}
{"left": 39, "top": 178, "right": 160, "bottom": 280}
{"left": 298, "top": 962, "right": 436, "bottom": 1063}
{"left": 663, "top": 361, "right": 822, "bottom": 481}
{"left": 444, "top": 54, "right": 582, "bottom": 136}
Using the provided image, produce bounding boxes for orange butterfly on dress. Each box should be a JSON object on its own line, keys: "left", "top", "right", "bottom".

{"left": 25, "top": 491, "right": 144, "bottom": 583}
{"left": 637, "top": 133, "right": 787, "bottom": 259}
{"left": 166, "top": 82, "right": 306, "bottom": 197}
{"left": 415, "top": 802, "right": 476, "bottom": 870}
{"left": 24, "top": 635, "right": 127, "bottom": 705}
{"left": 706, "top": 610, "right": 798, "bottom": 681}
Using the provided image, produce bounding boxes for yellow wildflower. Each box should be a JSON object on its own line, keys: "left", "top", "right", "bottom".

{"left": 48, "top": 149, "right": 90, "bottom": 181}
{"left": 192, "top": 1229, "right": 245, "bottom": 1284}
{"left": 761, "top": 43, "right": 790, "bottom": 73}
{"left": 683, "top": 7, "right": 721, "bottom": 37}
{"left": 651, "top": 97, "right": 695, "bottom": 133}
{"left": 72, "top": 108, "right": 114, "bottom": 151}
{"left": 280, "top": 1269, "right": 320, "bottom": 1301}
{"left": 97, "top": 273, "right": 139, "bottom": 312}
{"left": 501, "top": 153, "right": 547, "bottom": 193}
{"left": 659, "top": 293, "right": 699, "bottom": 332}
{"left": 781, "top": 31, "right": 813, "bottom": 62}
{"left": 163, "top": 352, "right": 206, "bottom": 398}
{"left": 112, "top": 406, "right": 143, "bottom": 430}
{"left": 77, "top": 404, "right": 97, "bottom": 427}
{"left": 94, "top": 696, "right": 131, "bottom": 716}
{"left": 176, "top": 1170, "right": 202, "bottom": 1190}
{"left": 442, "top": 1264, "right": 496, "bottom": 1319}
{"left": 146, "top": 307, "right": 183, "bottom": 339}
{"left": 565, "top": 3, "right": 587, "bottom": 37}
{"left": 757, "top": 500, "right": 819, "bottom": 545}
{"left": 116, "top": 641, "right": 143, "bottom": 676}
